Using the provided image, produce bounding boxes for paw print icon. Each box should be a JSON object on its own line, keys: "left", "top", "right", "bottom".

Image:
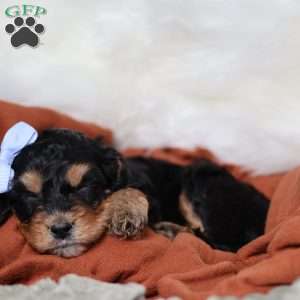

{"left": 5, "top": 17, "right": 45, "bottom": 48}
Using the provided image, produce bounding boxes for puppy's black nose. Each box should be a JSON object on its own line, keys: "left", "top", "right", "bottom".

{"left": 50, "top": 223, "right": 73, "bottom": 239}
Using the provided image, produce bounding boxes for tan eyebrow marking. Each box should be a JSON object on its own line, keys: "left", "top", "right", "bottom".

{"left": 65, "top": 163, "right": 91, "bottom": 187}
{"left": 20, "top": 170, "right": 43, "bottom": 194}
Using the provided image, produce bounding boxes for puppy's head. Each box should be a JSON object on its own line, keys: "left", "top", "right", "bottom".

{"left": 3, "top": 129, "right": 126, "bottom": 257}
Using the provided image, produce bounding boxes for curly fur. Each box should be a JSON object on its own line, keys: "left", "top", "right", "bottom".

{"left": 0, "top": 129, "right": 269, "bottom": 256}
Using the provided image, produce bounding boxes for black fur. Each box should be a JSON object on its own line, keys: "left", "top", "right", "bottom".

{"left": 182, "top": 160, "right": 269, "bottom": 251}
{"left": 0, "top": 192, "right": 12, "bottom": 225}
{"left": 125, "top": 157, "right": 269, "bottom": 251}
{"left": 0, "top": 128, "right": 269, "bottom": 252}
{"left": 125, "top": 157, "right": 186, "bottom": 225}
{"left": 5, "top": 129, "right": 127, "bottom": 223}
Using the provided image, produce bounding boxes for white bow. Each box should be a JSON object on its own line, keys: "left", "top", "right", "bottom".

{"left": 0, "top": 122, "right": 38, "bottom": 193}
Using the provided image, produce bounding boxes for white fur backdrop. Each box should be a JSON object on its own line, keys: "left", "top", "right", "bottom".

{"left": 0, "top": 0, "right": 300, "bottom": 174}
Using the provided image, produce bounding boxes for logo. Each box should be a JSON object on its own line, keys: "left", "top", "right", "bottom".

{"left": 4, "top": 5, "right": 46, "bottom": 48}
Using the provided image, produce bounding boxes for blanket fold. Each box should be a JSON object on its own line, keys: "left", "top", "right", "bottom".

{"left": 0, "top": 99, "right": 299, "bottom": 300}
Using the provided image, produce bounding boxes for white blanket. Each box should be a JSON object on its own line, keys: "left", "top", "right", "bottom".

{"left": 1, "top": 273, "right": 299, "bottom": 300}
{"left": 1, "top": 1, "right": 300, "bottom": 174}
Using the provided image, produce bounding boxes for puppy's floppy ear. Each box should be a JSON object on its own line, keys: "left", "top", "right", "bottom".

{"left": 100, "top": 147, "right": 127, "bottom": 188}
{"left": 0, "top": 192, "right": 12, "bottom": 225}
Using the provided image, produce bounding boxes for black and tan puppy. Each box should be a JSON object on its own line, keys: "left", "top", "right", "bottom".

{"left": 0, "top": 129, "right": 269, "bottom": 257}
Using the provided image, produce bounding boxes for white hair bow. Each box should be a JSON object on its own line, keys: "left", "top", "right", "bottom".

{"left": 0, "top": 122, "right": 38, "bottom": 193}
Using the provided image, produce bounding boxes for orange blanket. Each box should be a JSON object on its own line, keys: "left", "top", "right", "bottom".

{"left": 0, "top": 100, "right": 299, "bottom": 299}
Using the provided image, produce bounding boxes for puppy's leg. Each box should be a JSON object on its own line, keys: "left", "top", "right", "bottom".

{"left": 181, "top": 159, "right": 270, "bottom": 252}
{"left": 104, "top": 188, "right": 149, "bottom": 239}
{"left": 179, "top": 193, "right": 205, "bottom": 232}
{"left": 153, "top": 221, "right": 192, "bottom": 239}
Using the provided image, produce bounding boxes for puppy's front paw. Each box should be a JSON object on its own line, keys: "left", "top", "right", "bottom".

{"left": 105, "top": 188, "right": 149, "bottom": 239}
{"left": 109, "top": 210, "right": 147, "bottom": 238}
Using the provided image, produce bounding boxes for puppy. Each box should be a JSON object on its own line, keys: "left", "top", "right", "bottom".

{"left": 0, "top": 128, "right": 269, "bottom": 257}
